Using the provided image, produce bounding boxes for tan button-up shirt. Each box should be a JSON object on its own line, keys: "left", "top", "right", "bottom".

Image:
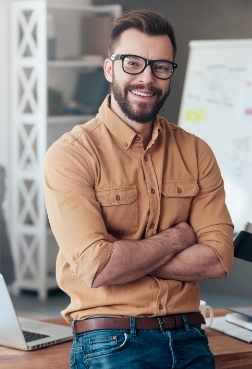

{"left": 44, "top": 95, "right": 233, "bottom": 323}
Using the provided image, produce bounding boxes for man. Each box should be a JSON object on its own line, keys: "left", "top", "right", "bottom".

{"left": 44, "top": 9, "right": 233, "bottom": 369}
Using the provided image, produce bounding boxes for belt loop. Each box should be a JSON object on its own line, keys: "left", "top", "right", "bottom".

{"left": 130, "top": 317, "right": 136, "bottom": 336}
{"left": 182, "top": 314, "right": 190, "bottom": 330}
{"left": 157, "top": 317, "right": 164, "bottom": 332}
{"left": 72, "top": 320, "right": 76, "bottom": 335}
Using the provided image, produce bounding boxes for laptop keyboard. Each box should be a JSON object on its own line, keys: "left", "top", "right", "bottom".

{"left": 22, "top": 330, "right": 50, "bottom": 342}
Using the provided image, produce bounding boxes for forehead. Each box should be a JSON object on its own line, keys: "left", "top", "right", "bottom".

{"left": 114, "top": 29, "right": 173, "bottom": 60}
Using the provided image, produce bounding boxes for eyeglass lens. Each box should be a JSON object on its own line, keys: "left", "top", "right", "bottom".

{"left": 122, "top": 55, "right": 174, "bottom": 79}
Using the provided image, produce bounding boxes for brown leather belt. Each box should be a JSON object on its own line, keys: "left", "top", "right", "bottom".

{"left": 73, "top": 313, "right": 205, "bottom": 334}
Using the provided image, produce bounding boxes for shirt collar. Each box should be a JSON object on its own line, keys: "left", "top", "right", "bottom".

{"left": 98, "top": 95, "right": 161, "bottom": 150}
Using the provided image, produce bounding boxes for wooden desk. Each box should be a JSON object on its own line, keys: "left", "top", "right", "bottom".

{"left": 207, "top": 308, "right": 252, "bottom": 369}
{"left": 1, "top": 311, "right": 252, "bottom": 369}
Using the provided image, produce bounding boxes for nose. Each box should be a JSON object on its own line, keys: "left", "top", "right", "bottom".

{"left": 138, "top": 64, "right": 155, "bottom": 83}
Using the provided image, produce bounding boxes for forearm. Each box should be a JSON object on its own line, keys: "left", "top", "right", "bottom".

{"left": 150, "top": 243, "right": 227, "bottom": 281}
{"left": 92, "top": 222, "right": 196, "bottom": 287}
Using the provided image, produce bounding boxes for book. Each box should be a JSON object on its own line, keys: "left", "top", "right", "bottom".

{"left": 210, "top": 316, "right": 252, "bottom": 343}
{"left": 226, "top": 312, "right": 252, "bottom": 331}
{"left": 227, "top": 306, "right": 252, "bottom": 319}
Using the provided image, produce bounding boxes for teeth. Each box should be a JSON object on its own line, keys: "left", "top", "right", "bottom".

{"left": 131, "top": 90, "right": 154, "bottom": 97}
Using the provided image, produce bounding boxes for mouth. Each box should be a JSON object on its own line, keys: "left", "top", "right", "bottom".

{"left": 130, "top": 89, "right": 155, "bottom": 97}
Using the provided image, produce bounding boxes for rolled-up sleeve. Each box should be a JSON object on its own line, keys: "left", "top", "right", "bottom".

{"left": 43, "top": 137, "right": 114, "bottom": 287}
{"left": 190, "top": 137, "right": 234, "bottom": 273}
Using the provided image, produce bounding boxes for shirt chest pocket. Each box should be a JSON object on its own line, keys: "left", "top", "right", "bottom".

{"left": 159, "top": 181, "right": 199, "bottom": 231}
{"left": 95, "top": 186, "right": 138, "bottom": 236}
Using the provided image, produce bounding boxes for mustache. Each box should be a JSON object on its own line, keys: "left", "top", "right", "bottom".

{"left": 126, "top": 84, "right": 162, "bottom": 96}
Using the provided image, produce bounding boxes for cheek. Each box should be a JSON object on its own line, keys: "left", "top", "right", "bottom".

{"left": 113, "top": 68, "right": 133, "bottom": 85}
{"left": 161, "top": 82, "right": 171, "bottom": 98}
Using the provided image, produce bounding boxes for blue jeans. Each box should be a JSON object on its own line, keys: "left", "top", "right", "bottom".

{"left": 69, "top": 316, "right": 215, "bottom": 369}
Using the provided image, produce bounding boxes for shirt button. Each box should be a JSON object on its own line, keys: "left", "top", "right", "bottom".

{"left": 115, "top": 195, "right": 121, "bottom": 201}
{"left": 144, "top": 156, "right": 148, "bottom": 161}
{"left": 159, "top": 304, "right": 163, "bottom": 310}
{"left": 150, "top": 223, "right": 154, "bottom": 228}
{"left": 136, "top": 136, "right": 140, "bottom": 141}
{"left": 124, "top": 142, "right": 128, "bottom": 148}
{"left": 177, "top": 187, "right": 182, "bottom": 193}
{"left": 151, "top": 188, "right": 155, "bottom": 194}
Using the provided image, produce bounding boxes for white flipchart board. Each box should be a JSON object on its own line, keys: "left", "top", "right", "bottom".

{"left": 178, "top": 40, "right": 252, "bottom": 233}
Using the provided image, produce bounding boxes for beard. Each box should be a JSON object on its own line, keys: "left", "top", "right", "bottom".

{"left": 111, "top": 80, "right": 170, "bottom": 124}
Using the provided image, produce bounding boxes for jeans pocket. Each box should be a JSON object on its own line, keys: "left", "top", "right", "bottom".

{"left": 83, "top": 331, "right": 128, "bottom": 358}
{"left": 192, "top": 324, "right": 208, "bottom": 338}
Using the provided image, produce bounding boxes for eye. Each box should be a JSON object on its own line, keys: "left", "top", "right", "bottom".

{"left": 125, "top": 56, "right": 142, "bottom": 68}
{"left": 153, "top": 63, "right": 171, "bottom": 72}
{"left": 127, "top": 60, "right": 139, "bottom": 67}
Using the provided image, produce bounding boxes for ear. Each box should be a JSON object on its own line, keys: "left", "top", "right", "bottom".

{"left": 104, "top": 58, "right": 113, "bottom": 83}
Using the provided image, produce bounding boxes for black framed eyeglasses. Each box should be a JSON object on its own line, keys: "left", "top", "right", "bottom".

{"left": 110, "top": 54, "right": 178, "bottom": 80}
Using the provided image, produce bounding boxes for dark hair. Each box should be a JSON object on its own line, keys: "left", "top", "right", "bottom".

{"left": 108, "top": 9, "right": 177, "bottom": 58}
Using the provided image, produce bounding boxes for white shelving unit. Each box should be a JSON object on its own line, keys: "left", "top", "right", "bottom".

{"left": 10, "top": 0, "right": 121, "bottom": 299}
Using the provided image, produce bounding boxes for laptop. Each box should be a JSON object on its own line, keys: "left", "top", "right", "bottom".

{"left": 0, "top": 273, "right": 73, "bottom": 350}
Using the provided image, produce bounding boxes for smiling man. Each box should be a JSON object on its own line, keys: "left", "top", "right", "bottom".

{"left": 106, "top": 28, "right": 174, "bottom": 148}
{"left": 44, "top": 9, "right": 233, "bottom": 369}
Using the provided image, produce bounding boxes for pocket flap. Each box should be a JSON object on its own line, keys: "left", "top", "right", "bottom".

{"left": 162, "top": 181, "right": 199, "bottom": 197}
{"left": 96, "top": 186, "right": 137, "bottom": 206}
